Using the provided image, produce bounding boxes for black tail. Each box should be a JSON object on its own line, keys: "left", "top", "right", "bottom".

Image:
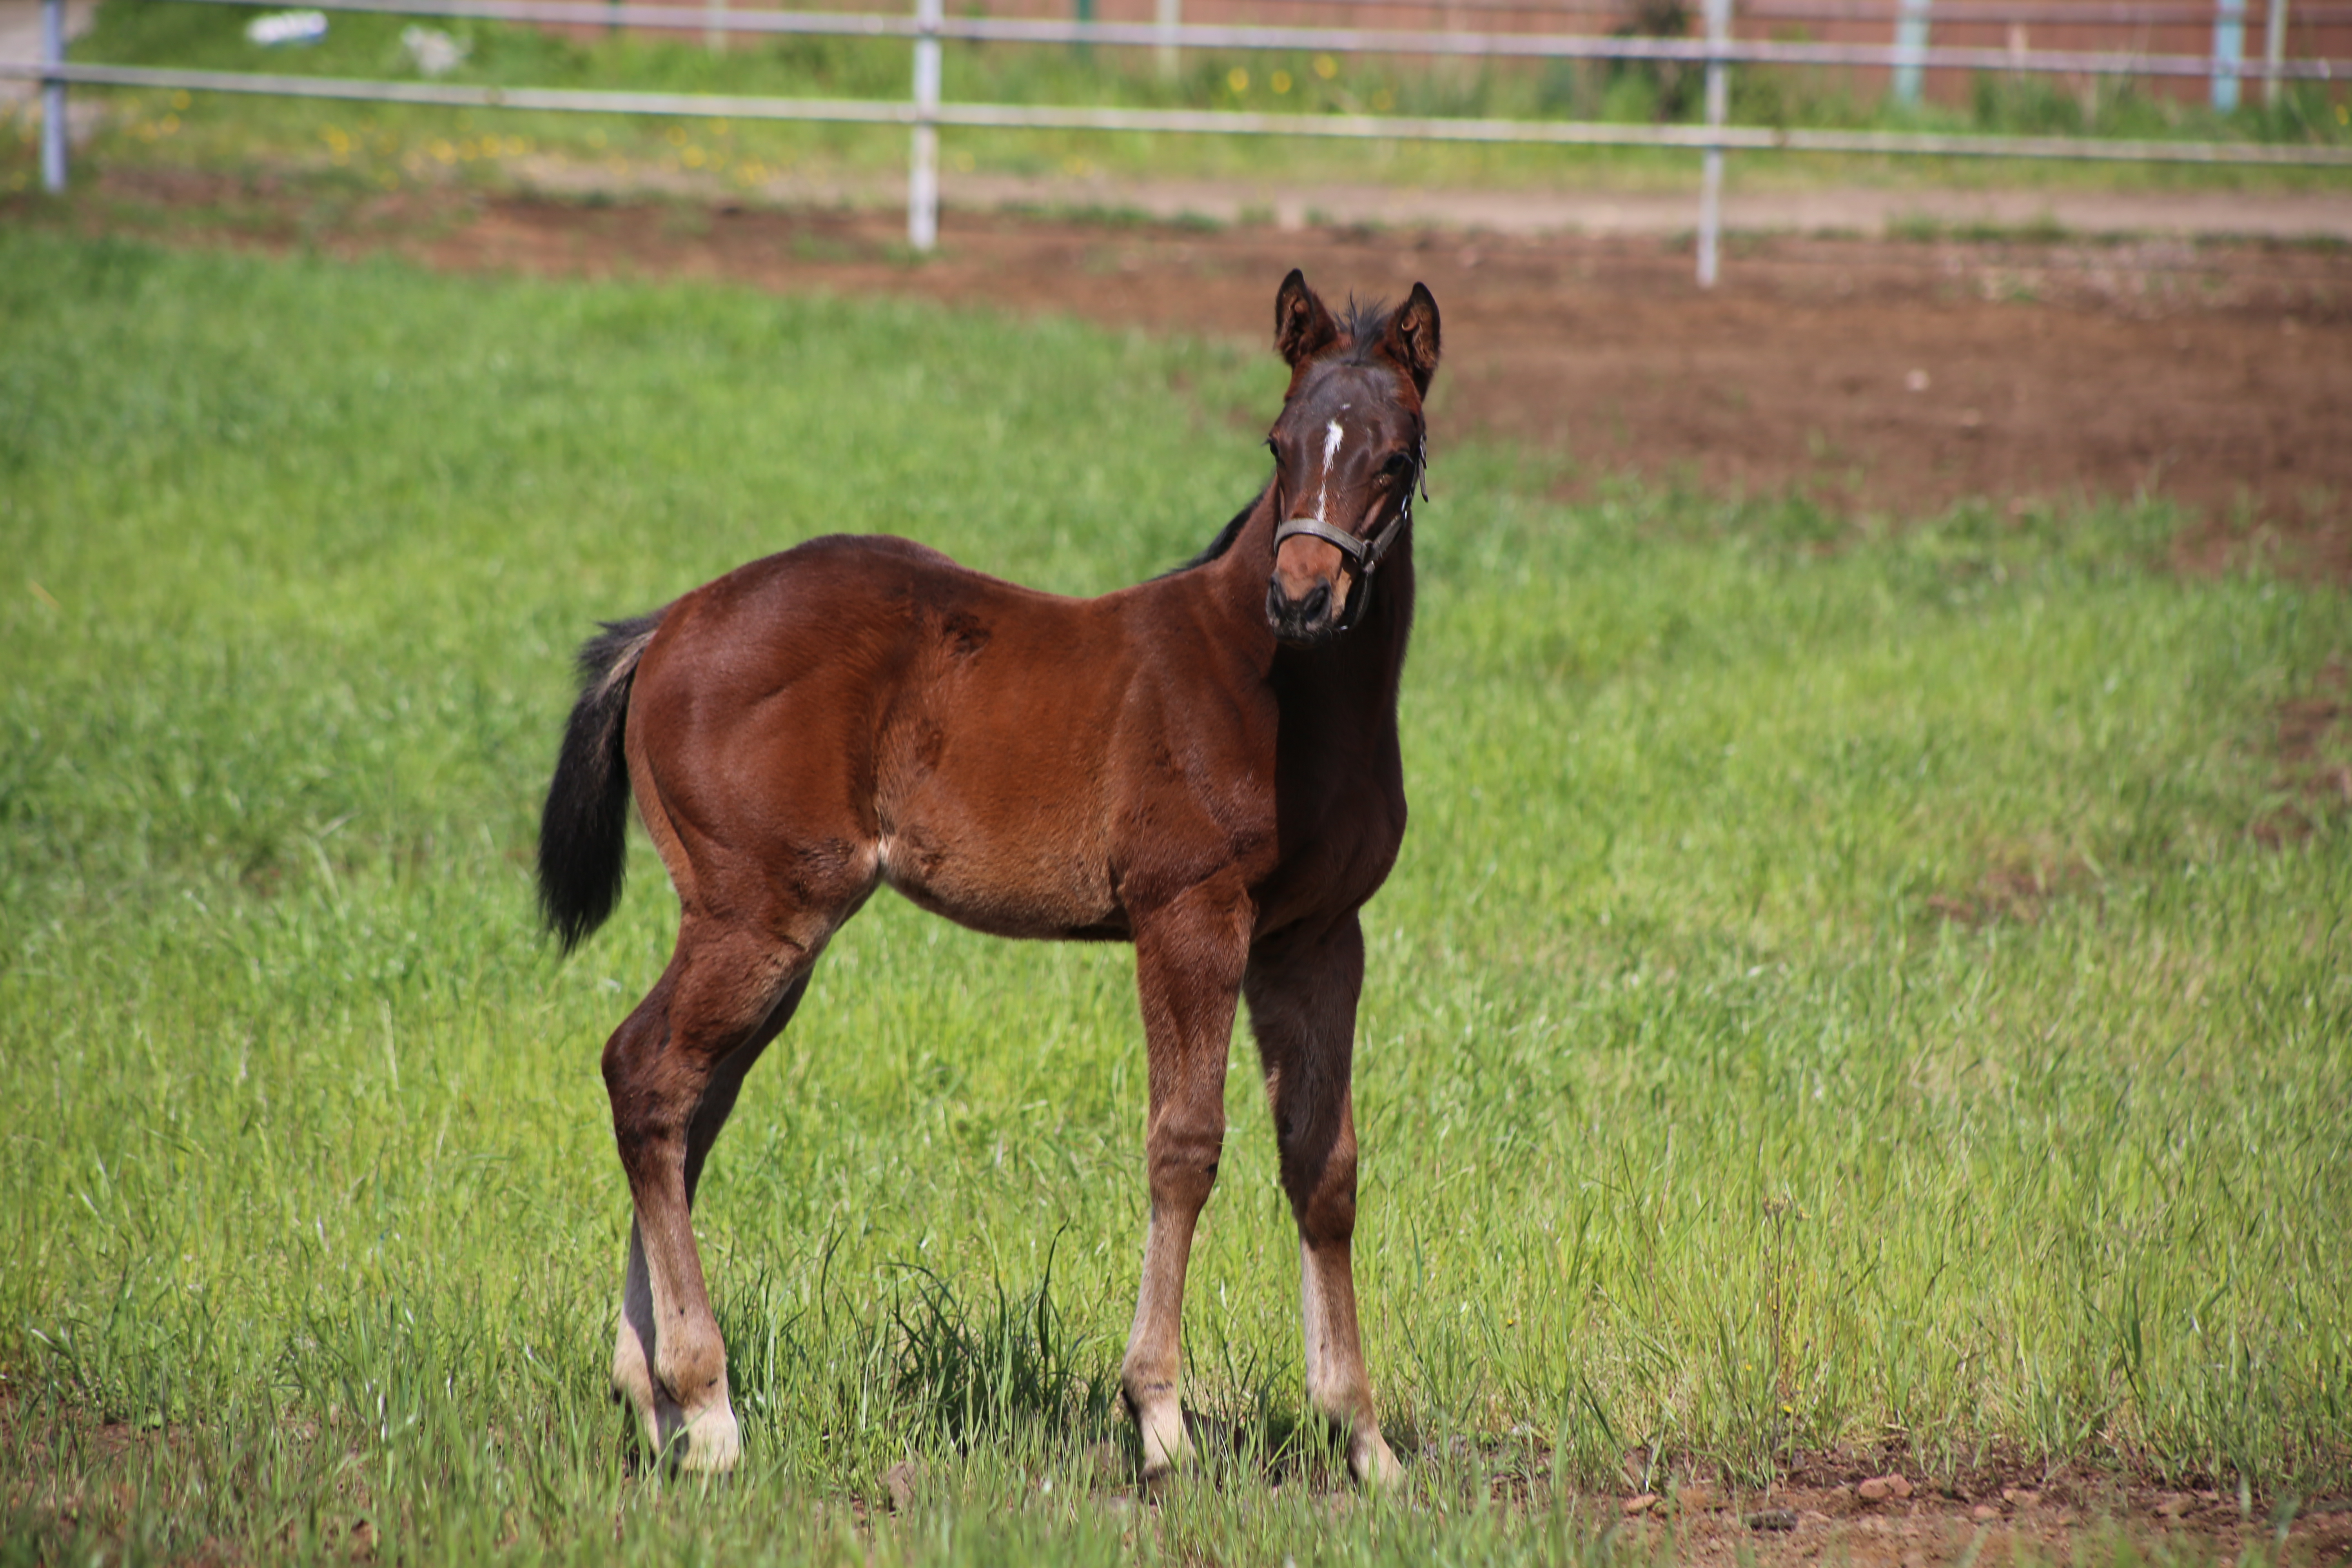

{"left": 537, "top": 610, "right": 665, "bottom": 953}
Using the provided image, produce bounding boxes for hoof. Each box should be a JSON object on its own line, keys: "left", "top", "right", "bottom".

{"left": 612, "top": 1334, "right": 661, "bottom": 1453}
{"left": 673, "top": 1403, "right": 742, "bottom": 1474}
{"left": 1349, "top": 1431, "right": 1405, "bottom": 1489}
{"left": 1131, "top": 1396, "right": 1192, "bottom": 1483}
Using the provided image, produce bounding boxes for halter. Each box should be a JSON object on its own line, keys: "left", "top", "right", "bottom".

{"left": 1270, "top": 433, "right": 1427, "bottom": 633}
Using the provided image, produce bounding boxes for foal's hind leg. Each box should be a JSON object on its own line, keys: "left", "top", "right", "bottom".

{"left": 1243, "top": 912, "right": 1402, "bottom": 1486}
{"left": 604, "top": 923, "right": 813, "bottom": 1471}
{"left": 611, "top": 968, "right": 809, "bottom": 1467}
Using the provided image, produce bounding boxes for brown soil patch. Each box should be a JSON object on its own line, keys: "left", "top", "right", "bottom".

{"left": 1925, "top": 850, "right": 2100, "bottom": 927}
{"left": 2256, "top": 658, "right": 2352, "bottom": 846}
{"left": 16, "top": 167, "right": 2352, "bottom": 585}
{"left": 1492, "top": 1443, "right": 2352, "bottom": 1567}
{"left": 1589, "top": 1474, "right": 2352, "bottom": 1568}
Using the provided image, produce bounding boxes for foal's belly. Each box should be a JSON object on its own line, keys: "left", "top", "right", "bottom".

{"left": 869, "top": 693, "right": 1129, "bottom": 941}
{"left": 801, "top": 541, "right": 1149, "bottom": 941}
{"left": 875, "top": 811, "right": 1126, "bottom": 941}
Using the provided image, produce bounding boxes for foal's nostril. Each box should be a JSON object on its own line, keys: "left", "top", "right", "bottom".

{"left": 1267, "top": 576, "right": 1336, "bottom": 637}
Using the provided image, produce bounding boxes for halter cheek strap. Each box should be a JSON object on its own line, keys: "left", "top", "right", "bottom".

{"left": 1272, "top": 508, "right": 1408, "bottom": 577}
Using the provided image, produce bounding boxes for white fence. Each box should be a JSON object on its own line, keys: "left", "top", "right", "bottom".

{"left": 9, "top": 0, "right": 2349, "bottom": 283}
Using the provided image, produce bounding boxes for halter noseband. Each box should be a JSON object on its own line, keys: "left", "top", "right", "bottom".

{"left": 1270, "top": 435, "right": 1427, "bottom": 632}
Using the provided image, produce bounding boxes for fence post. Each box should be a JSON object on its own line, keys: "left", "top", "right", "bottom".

{"left": 2263, "top": 0, "right": 2288, "bottom": 107}
{"left": 1892, "top": 0, "right": 1929, "bottom": 104}
{"left": 2212, "top": 0, "right": 2245, "bottom": 109}
{"left": 1697, "top": 0, "right": 1730, "bottom": 287}
{"left": 1156, "top": 0, "right": 1180, "bottom": 80}
{"left": 909, "top": 0, "right": 941, "bottom": 250}
{"left": 40, "top": 0, "right": 67, "bottom": 193}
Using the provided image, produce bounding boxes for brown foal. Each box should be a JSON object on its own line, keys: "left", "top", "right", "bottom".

{"left": 536, "top": 270, "right": 1440, "bottom": 1487}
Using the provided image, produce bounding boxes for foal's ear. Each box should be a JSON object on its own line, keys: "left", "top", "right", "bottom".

{"left": 1379, "top": 282, "right": 1442, "bottom": 396}
{"left": 1274, "top": 268, "right": 1340, "bottom": 369}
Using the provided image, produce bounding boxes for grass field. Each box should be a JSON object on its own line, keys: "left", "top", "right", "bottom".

{"left": 9, "top": 0, "right": 2350, "bottom": 203}
{"left": 1, "top": 226, "right": 2348, "bottom": 1566}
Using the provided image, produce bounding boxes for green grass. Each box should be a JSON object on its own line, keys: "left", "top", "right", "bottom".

{"left": 6, "top": 0, "right": 2349, "bottom": 200}
{"left": 1, "top": 227, "right": 2348, "bottom": 1566}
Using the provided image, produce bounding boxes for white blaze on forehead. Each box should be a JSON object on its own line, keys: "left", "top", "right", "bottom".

{"left": 1314, "top": 419, "right": 1345, "bottom": 523}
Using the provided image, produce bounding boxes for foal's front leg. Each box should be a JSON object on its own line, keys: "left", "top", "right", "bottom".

{"left": 1243, "top": 911, "right": 1402, "bottom": 1486}
{"left": 1120, "top": 880, "right": 1252, "bottom": 1483}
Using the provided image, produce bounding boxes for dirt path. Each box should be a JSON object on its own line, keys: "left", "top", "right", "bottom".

{"left": 1573, "top": 1465, "right": 2352, "bottom": 1568}
{"left": 38, "top": 165, "right": 2345, "bottom": 580}
{"left": 509, "top": 156, "right": 2352, "bottom": 242}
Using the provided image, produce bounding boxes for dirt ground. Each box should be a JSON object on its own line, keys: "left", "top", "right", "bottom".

{"left": 30, "top": 166, "right": 2351, "bottom": 586}
{"left": 1574, "top": 1463, "right": 2352, "bottom": 1568}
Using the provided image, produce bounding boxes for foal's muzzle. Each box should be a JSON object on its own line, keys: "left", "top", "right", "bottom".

{"left": 1265, "top": 505, "right": 1409, "bottom": 645}
{"left": 1266, "top": 572, "right": 1340, "bottom": 645}
{"left": 1267, "top": 517, "right": 1357, "bottom": 645}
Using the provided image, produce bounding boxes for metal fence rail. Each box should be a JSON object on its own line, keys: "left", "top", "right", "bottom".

{"left": 19, "top": 56, "right": 2352, "bottom": 145}
{"left": 17, "top": 0, "right": 2352, "bottom": 284}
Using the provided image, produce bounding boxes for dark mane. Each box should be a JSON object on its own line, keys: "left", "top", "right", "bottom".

{"left": 1339, "top": 296, "right": 1394, "bottom": 364}
{"left": 1164, "top": 482, "right": 1270, "bottom": 576}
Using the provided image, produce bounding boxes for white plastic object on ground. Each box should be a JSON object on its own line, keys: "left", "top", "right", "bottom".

{"left": 244, "top": 10, "right": 327, "bottom": 47}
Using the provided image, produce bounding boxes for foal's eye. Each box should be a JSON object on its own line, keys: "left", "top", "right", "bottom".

{"left": 1379, "top": 452, "right": 1414, "bottom": 484}
{"left": 1265, "top": 438, "right": 1281, "bottom": 458}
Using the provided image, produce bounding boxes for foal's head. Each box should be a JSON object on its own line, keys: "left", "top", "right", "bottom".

{"left": 1261, "top": 270, "right": 1442, "bottom": 647}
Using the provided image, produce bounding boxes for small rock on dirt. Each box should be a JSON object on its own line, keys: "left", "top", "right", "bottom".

{"left": 1747, "top": 1508, "right": 1799, "bottom": 1532}
{"left": 1971, "top": 1503, "right": 2001, "bottom": 1521}
{"left": 1858, "top": 1474, "right": 1914, "bottom": 1503}
{"left": 2157, "top": 1494, "right": 2193, "bottom": 1518}
{"left": 1678, "top": 1485, "right": 1719, "bottom": 1513}
{"left": 2002, "top": 1487, "right": 2040, "bottom": 1507}
{"left": 1624, "top": 1493, "right": 1659, "bottom": 1515}
{"left": 883, "top": 1460, "right": 921, "bottom": 1512}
